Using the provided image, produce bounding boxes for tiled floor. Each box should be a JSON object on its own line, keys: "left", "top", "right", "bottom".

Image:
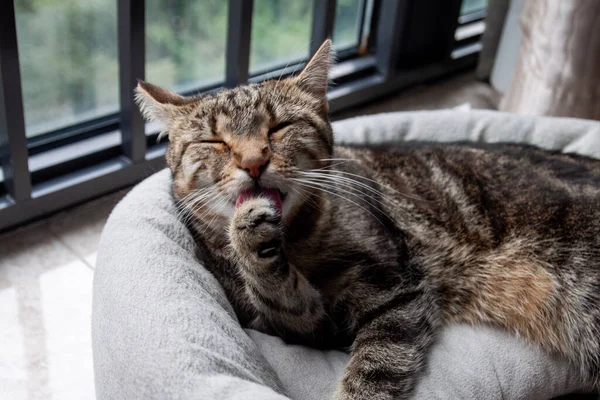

{"left": 0, "top": 72, "right": 497, "bottom": 399}
{"left": 0, "top": 191, "right": 127, "bottom": 400}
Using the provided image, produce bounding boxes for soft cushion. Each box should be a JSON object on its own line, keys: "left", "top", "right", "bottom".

{"left": 93, "top": 110, "right": 600, "bottom": 400}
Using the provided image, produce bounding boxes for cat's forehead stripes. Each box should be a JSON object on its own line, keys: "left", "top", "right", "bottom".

{"left": 214, "top": 111, "right": 266, "bottom": 137}
{"left": 196, "top": 85, "right": 271, "bottom": 136}
{"left": 187, "top": 81, "right": 319, "bottom": 141}
{"left": 213, "top": 84, "right": 262, "bottom": 112}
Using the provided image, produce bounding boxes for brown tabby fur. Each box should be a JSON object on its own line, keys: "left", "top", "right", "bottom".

{"left": 136, "top": 40, "right": 600, "bottom": 399}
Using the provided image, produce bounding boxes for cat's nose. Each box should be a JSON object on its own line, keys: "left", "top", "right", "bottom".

{"left": 233, "top": 144, "right": 271, "bottom": 178}
{"left": 239, "top": 157, "right": 269, "bottom": 178}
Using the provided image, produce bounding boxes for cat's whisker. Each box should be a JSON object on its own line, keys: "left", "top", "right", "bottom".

{"left": 177, "top": 190, "right": 201, "bottom": 204}
{"left": 181, "top": 189, "right": 218, "bottom": 212}
{"left": 180, "top": 184, "right": 215, "bottom": 203}
{"left": 272, "top": 58, "right": 300, "bottom": 105}
{"left": 290, "top": 185, "right": 321, "bottom": 212}
{"left": 293, "top": 180, "right": 389, "bottom": 228}
{"left": 271, "top": 57, "right": 305, "bottom": 107}
{"left": 202, "top": 196, "right": 231, "bottom": 235}
{"left": 317, "top": 158, "right": 358, "bottom": 162}
{"left": 187, "top": 197, "right": 220, "bottom": 226}
{"left": 180, "top": 189, "right": 218, "bottom": 216}
{"left": 297, "top": 171, "right": 399, "bottom": 207}
{"left": 176, "top": 188, "right": 211, "bottom": 210}
{"left": 179, "top": 189, "right": 224, "bottom": 227}
{"left": 291, "top": 179, "right": 388, "bottom": 227}
{"left": 292, "top": 177, "right": 395, "bottom": 223}
{"left": 187, "top": 191, "right": 228, "bottom": 236}
{"left": 306, "top": 168, "right": 432, "bottom": 203}
{"left": 294, "top": 172, "right": 416, "bottom": 223}
{"left": 276, "top": 58, "right": 296, "bottom": 83}
{"left": 297, "top": 172, "right": 420, "bottom": 223}
{"left": 314, "top": 158, "right": 358, "bottom": 170}
{"left": 193, "top": 190, "right": 229, "bottom": 221}
{"left": 289, "top": 59, "right": 304, "bottom": 77}
{"left": 289, "top": 178, "right": 330, "bottom": 206}
{"left": 313, "top": 160, "right": 353, "bottom": 170}
{"left": 295, "top": 175, "right": 391, "bottom": 211}
{"left": 176, "top": 189, "right": 214, "bottom": 223}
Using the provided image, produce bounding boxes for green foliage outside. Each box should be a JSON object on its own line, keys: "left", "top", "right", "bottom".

{"left": 15, "top": 0, "right": 361, "bottom": 137}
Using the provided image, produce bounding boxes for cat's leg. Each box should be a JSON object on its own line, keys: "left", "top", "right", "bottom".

{"left": 229, "top": 196, "right": 325, "bottom": 337}
{"left": 335, "top": 290, "right": 439, "bottom": 400}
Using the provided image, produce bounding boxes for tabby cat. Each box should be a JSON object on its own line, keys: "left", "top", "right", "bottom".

{"left": 135, "top": 40, "right": 600, "bottom": 399}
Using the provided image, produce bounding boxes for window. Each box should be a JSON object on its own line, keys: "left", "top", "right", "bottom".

{"left": 333, "top": 0, "right": 363, "bottom": 50}
{"left": 146, "top": 0, "right": 228, "bottom": 93}
{"left": 1, "top": 0, "right": 486, "bottom": 231}
{"left": 249, "top": 0, "right": 312, "bottom": 75}
{"left": 15, "top": 0, "right": 118, "bottom": 138}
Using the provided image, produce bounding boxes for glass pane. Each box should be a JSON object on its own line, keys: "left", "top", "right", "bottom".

{"left": 461, "top": 0, "right": 488, "bottom": 15}
{"left": 146, "top": 0, "right": 228, "bottom": 93}
{"left": 250, "top": 0, "right": 312, "bottom": 75}
{"left": 333, "top": 0, "right": 362, "bottom": 50}
{"left": 15, "top": 0, "right": 119, "bottom": 138}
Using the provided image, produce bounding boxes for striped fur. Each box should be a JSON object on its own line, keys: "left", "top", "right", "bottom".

{"left": 136, "top": 40, "right": 600, "bottom": 399}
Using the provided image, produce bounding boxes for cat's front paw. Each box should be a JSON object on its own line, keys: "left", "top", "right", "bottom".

{"left": 229, "top": 197, "right": 283, "bottom": 264}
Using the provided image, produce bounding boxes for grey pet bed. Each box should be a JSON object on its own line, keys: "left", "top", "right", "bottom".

{"left": 92, "top": 110, "right": 600, "bottom": 400}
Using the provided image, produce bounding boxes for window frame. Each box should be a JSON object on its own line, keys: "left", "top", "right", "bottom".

{"left": 0, "top": 0, "right": 482, "bottom": 231}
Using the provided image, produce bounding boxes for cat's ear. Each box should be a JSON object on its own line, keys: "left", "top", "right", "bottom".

{"left": 135, "top": 80, "right": 194, "bottom": 122}
{"left": 296, "top": 39, "right": 334, "bottom": 98}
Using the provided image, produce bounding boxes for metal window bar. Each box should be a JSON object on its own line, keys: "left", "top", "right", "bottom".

{"left": 358, "top": 0, "right": 376, "bottom": 54}
{"left": 225, "top": 0, "right": 254, "bottom": 87}
{"left": 0, "top": 0, "right": 31, "bottom": 202}
{"left": 354, "top": 0, "right": 367, "bottom": 51}
{"left": 374, "top": 0, "right": 410, "bottom": 78}
{"left": 118, "top": 0, "right": 146, "bottom": 163}
{"left": 310, "top": 0, "right": 337, "bottom": 55}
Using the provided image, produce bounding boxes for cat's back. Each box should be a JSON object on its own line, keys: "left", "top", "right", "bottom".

{"left": 340, "top": 141, "right": 600, "bottom": 193}
{"left": 335, "top": 142, "right": 600, "bottom": 248}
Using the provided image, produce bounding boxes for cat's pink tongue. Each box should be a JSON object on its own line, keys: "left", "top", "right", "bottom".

{"left": 236, "top": 188, "right": 282, "bottom": 213}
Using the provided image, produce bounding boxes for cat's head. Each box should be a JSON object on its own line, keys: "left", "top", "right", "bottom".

{"left": 135, "top": 40, "right": 334, "bottom": 223}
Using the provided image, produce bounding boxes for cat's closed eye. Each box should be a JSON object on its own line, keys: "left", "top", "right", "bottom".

{"left": 268, "top": 121, "right": 293, "bottom": 136}
{"left": 199, "top": 140, "right": 226, "bottom": 144}
{"left": 198, "top": 140, "right": 229, "bottom": 151}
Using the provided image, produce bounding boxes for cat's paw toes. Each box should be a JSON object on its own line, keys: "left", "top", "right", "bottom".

{"left": 230, "top": 197, "right": 282, "bottom": 261}
{"left": 232, "top": 197, "right": 280, "bottom": 230}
